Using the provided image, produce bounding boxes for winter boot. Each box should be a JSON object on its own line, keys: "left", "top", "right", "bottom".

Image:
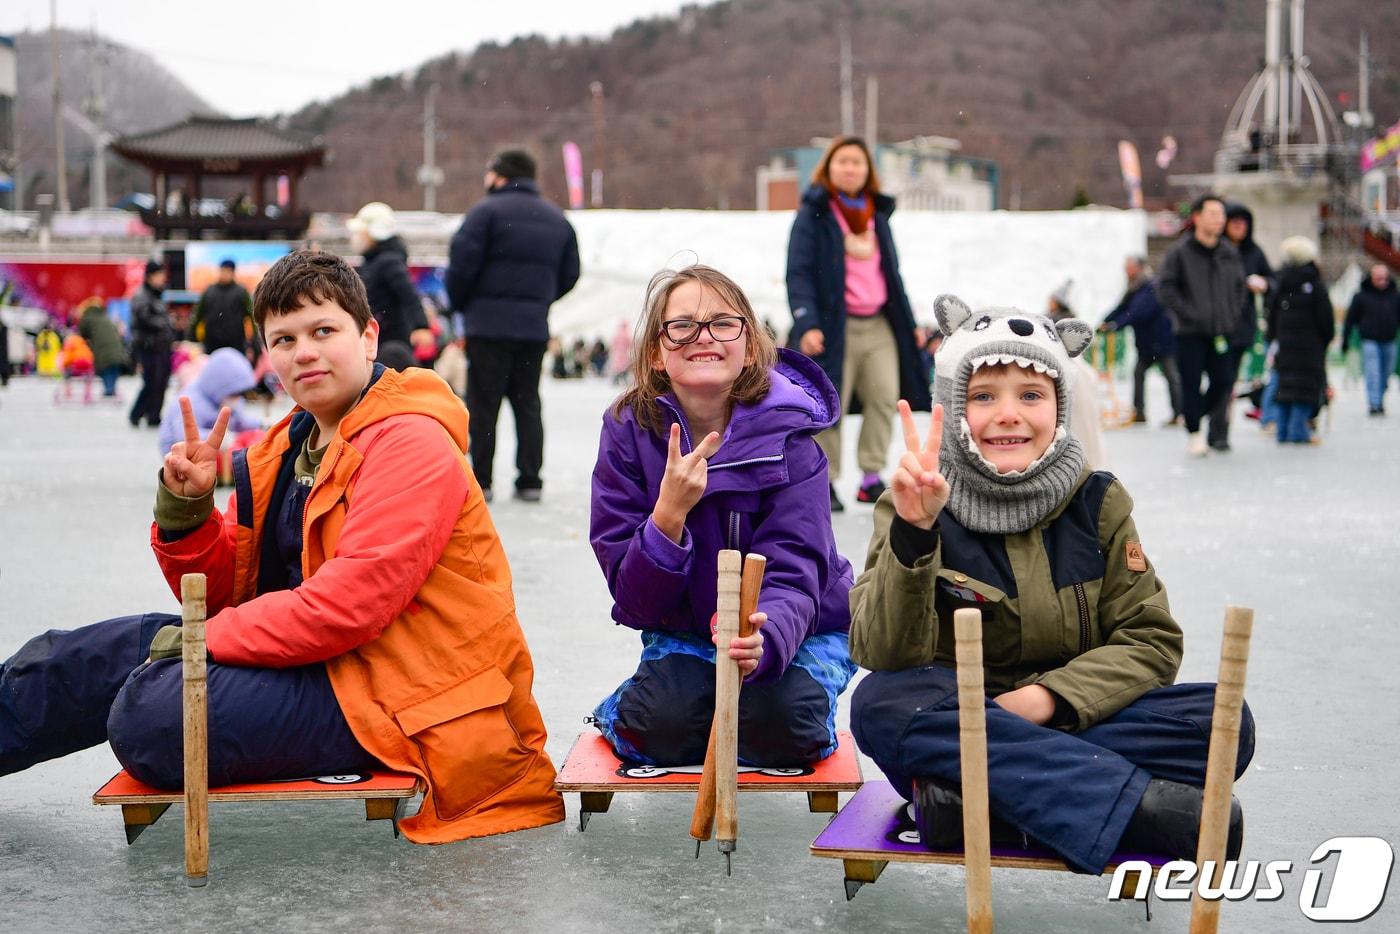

{"left": 912, "top": 776, "right": 1027, "bottom": 851}
{"left": 1119, "top": 778, "right": 1243, "bottom": 861}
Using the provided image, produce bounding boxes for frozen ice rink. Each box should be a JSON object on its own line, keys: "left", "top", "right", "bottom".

{"left": 1, "top": 369, "right": 1396, "bottom": 933}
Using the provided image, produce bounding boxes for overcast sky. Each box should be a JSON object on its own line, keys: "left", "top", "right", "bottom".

{"left": 1, "top": 0, "right": 697, "bottom": 116}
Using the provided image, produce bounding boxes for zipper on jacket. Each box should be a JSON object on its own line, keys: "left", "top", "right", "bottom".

{"left": 708, "top": 453, "right": 784, "bottom": 471}
{"left": 657, "top": 398, "right": 693, "bottom": 452}
{"left": 1073, "top": 582, "right": 1091, "bottom": 655}
{"left": 728, "top": 511, "right": 740, "bottom": 551}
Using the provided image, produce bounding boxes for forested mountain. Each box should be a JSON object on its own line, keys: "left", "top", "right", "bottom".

{"left": 289, "top": 0, "right": 1399, "bottom": 213}
{"left": 12, "top": 29, "right": 218, "bottom": 208}
{"left": 12, "top": 1, "right": 1399, "bottom": 214}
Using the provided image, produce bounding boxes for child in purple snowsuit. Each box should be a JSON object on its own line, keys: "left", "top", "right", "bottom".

{"left": 589, "top": 265, "right": 856, "bottom": 766}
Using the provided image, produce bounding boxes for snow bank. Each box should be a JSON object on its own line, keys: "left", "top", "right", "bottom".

{"left": 547, "top": 208, "right": 1148, "bottom": 341}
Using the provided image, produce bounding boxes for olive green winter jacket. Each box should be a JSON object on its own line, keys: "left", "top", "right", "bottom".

{"left": 850, "top": 470, "right": 1182, "bottom": 732}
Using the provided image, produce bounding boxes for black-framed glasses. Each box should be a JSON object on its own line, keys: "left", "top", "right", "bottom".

{"left": 660, "top": 316, "right": 747, "bottom": 345}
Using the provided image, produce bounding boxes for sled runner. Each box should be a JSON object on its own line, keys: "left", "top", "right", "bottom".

{"left": 93, "top": 769, "right": 421, "bottom": 845}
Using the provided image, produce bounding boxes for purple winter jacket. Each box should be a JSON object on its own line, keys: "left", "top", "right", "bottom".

{"left": 590, "top": 348, "right": 853, "bottom": 684}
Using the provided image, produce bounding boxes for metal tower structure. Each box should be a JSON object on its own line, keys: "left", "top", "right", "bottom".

{"left": 1216, "top": 0, "right": 1341, "bottom": 175}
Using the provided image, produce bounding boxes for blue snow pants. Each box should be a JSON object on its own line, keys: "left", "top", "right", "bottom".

{"left": 851, "top": 665, "right": 1256, "bottom": 875}
{"left": 592, "top": 631, "right": 857, "bottom": 767}
{"left": 0, "top": 613, "right": 378, "bottom": 788}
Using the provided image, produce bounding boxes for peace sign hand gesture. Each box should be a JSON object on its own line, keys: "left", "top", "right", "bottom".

{"left": 651, "top": 423, "right": 722, "bottom": 545}
{"left": 161, "top": 396, "right": 231, "bottom": 499}
{"left": 890, "top": 400, "right": 949, "bottom": 530}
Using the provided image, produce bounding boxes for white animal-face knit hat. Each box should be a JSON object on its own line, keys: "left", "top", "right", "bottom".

{"left": 932, "top": 294, "right": 1095, "bottom": 534}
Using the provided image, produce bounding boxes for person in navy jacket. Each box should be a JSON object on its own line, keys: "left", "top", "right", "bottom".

{"left": 446, "top": 149, "right": 580, "bottom": 502}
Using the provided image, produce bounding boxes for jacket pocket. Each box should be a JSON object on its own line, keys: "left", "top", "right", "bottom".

{"left": 934, "top": 570, "right": 1016, "bottom": 666}
{"left": 393, "top": 665, "right": 534, "bottom": 821}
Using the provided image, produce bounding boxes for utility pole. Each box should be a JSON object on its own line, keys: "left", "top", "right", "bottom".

{"left": 417, "top": 82, "right": 444, "bottom": 211}
{"left": 839, "top": 30, "right": 854, "bottom": 136}
{"left": 864, "top": 75, "right": 878, "bottom": 146}
{"left": 590, "top": 81, "right": 605, "bottom": 207}
{"left": 50, "top": 0, "right": 69, "bottom": 212}
{"left": 83, "top": 26, "right": 108, "bottom": 210}
{"left": 1358, "top": 31, "right": 1373, "bottom": 130}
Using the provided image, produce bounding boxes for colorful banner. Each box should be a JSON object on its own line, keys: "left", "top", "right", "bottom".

{"left": 1360, "top": 119, "right": 1400, "bottom": 173}
{"left": 1117, "top": 140, "right": 1143, "bottom": 210}
{"left": 184, "top": 242, "right": 290, "bottom": 293}
{"left": 562, "top": 141, "right": 585, "bottom": 210}
{"left": 0, "top": 256, "right": 144, "bottom": 325}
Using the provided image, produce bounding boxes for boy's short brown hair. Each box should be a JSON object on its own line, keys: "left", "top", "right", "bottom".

{"left": 252, "top": 250, "right": 372, "bottom": 338}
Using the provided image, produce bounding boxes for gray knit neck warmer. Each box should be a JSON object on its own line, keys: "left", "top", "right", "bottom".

{"left": 931, "top": 295, "right": 1095, "bottom": 535}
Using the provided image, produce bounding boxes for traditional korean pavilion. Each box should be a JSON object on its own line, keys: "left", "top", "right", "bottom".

{"left": 111, "top": 116, "right": 326, "bottom": 240}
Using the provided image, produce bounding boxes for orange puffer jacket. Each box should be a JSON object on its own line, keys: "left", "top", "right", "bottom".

{"left": 151, "top": 366, "right": 563, "bottom": 842}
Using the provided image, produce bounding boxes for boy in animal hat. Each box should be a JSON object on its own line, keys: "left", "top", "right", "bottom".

{"left": 849, "top": 295, "right": 1254, "bottom": 873}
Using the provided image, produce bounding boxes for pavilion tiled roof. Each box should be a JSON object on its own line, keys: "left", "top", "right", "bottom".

{"left": 112, "top": 116, "right": 325, "bottom": 165}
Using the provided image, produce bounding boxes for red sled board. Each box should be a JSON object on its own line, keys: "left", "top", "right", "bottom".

{"left": 810, "top": 779, "right": 1171, "bottom": 900}
{"left": 93, "top": 769, "right": 421, "bottom": 845}
{"left": 555, "top": 731, "right": 863, "bottom": 831}
{"left": 556, "top": 731, "right": 862, "bottom": 791}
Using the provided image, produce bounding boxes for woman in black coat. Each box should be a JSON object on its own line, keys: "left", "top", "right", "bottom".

{"left": 1266, "top": 237, "right": 1334, "bottom": 444}
{"left": 785, "top": 135, "right": 929, "bottom": 511}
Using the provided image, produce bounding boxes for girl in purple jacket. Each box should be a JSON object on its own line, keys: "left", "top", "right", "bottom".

{"left": 589, "top": 264, "right": 856, "bottom": 767}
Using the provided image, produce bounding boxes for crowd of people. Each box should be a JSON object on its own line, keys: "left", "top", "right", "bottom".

{"left": 1099, "top": 193, "right": 1399, "bottom": 450}
{"left": 1, "top": 138, "right": 1396, "bottom": 884}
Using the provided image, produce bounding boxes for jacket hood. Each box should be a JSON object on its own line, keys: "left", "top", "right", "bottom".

{"left": 194, "top": 347, "right": 257, "bottom": 404}
{"left": 363, "top": 235, "right": 408, "bottom": 263}
{"left": 1225, "top": 202, "right": 1255, "bottom": 242}
{"left": 800, "top": 183, "right": 895, "bottom": 217}
{"left": 493, "top": 179, "right": 541, "bottom": 197}
{"left": 341, "top": 365, "right": 467, "bottom": 452}
{"left": 282, "top": 365, "right": 468, "bottom": 456}
{"left": 1278, "top": 261, "right": 1321, "bottom": 289}
{"left": 635, "top": 348, "right": 838, "bottom": 483}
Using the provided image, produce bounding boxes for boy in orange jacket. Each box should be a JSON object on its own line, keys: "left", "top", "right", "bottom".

{"left": 0, "top": 250, "right": 562, "bottom": 842}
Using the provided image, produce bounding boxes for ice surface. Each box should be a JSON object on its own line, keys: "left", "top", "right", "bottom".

{"left": 1, "top": 364, "right": 1396, "bottom": 932}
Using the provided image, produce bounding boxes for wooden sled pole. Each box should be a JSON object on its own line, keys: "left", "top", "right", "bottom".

{"left": 690, "top": 554, "right": 765, "bottom": 854}
{"left": 711, "top": 550, "right": 744, "bottom": 874}
{"left": 1189, "top": 605, "right": 1254, "bottom": 934}
{"left": 953, "top": 608, "right": 993, "bottom": 934}
{"left": 182, "top": 573, "right": 209, "bottom": 888}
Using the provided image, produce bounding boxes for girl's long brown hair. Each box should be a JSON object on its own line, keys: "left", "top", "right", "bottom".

{"left": 810, "top": 135, "right": 881, "bottom": 196}
{"left": 613, "top": 264, "right": 776, "bottom": 434}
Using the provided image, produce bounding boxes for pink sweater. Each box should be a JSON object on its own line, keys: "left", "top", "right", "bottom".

{"left": 831, "top": 199, "right": 887, "bottom": 317}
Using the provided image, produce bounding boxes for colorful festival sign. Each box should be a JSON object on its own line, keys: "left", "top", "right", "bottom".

{"left": 1117, "top": 140, "right": 1144, "bottom": 210}
{"left": 562, "top": 142, "right": 585, "bottom": 210}
{"left": 1361, "top": 119, "right": 1400, "bottom": 173}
